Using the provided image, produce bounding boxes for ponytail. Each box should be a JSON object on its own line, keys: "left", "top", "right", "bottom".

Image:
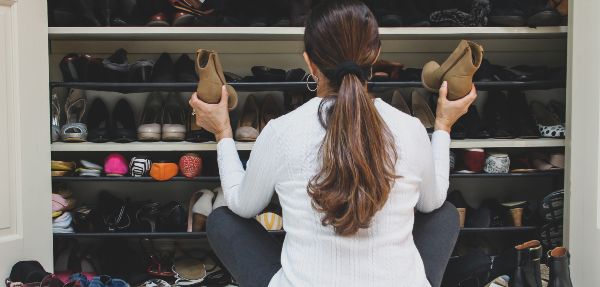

{"left": 304, "top": 0, "right": 397, "bottom": 236}
{"left": 308, "top": 69, "right": 398, "bottom": 236}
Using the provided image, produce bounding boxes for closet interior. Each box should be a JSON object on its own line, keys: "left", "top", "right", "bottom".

{"left": 47, "top": 2, "right": 568, "bottom": 286}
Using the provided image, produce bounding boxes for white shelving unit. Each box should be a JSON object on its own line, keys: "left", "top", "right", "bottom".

{"left": 51, "top": 139, "right": 565, "bottom": 152}
{"left": 48, "top": 26, "right": 568, "bottom": 41}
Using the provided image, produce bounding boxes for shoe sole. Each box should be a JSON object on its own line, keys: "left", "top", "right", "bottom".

{"left": 138, "top": 132, "right": 161, "bottom": 141}
{"left": 236, "top": 137, "right": 257, "bottom": 142}
{"left": 162, "top": 132, "right": 186, "bottom": 142}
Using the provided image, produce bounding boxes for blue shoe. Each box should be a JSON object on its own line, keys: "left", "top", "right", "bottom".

{"left": 65, "top": 273, "right": 90, "bottom": 287}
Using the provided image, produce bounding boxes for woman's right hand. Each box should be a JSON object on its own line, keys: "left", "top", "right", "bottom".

{"left": 434, "top": 81, "right": 477, "bottom": 133}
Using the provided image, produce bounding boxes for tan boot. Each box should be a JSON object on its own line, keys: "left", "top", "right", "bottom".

{"left": 195, "top": 49, "right": 238, "bottom": 110}
{"left": 421, "top": 40, "right": 483, "bottom": 100}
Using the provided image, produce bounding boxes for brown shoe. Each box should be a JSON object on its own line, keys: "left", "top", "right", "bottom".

{"left": 235, "top": 95, "right": 260, "bottom": 142}
{"left": 422, "top": 40, "right": 483, "bottom": 100}
{"left": 195, "top": 49, "right": 238, "bottom": 110}
{"left": 411, "top": 90, "right": 435, "bottom": 131}
{"left": 259, "top": 95, "right": 282, "bottom": 131}
{"left": 146, "top": 12, "right": 170, "bottom": 26}
{"left": 391, "top": 90, "right": 410, "bottom": 115}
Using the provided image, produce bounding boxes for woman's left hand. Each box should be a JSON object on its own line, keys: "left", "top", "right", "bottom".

{"left": 189, "top": 85, "right": 233, "bottom": 141}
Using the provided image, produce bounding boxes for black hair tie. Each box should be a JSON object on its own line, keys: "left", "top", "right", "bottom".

{"left": 334, "top": 61, "right": 367, "bottom": 82}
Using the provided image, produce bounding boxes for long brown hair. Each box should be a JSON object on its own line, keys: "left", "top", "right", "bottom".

{"left": 305, "top": 0, "right": 398, "bottom": 236}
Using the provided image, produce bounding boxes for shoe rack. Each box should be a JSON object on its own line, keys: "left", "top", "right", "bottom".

{"left": 47, "top": 25, "right": 568, "bottom": 283}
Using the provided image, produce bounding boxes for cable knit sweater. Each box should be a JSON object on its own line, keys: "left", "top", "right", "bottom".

{"left": 217, "top": 97, "right": 450, "bottom": 287}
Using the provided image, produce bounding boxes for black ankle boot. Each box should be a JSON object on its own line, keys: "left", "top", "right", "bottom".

{"left": 547, "top": 247, "right": 573, "bottom": 287}
{"left": 509, "top": 240, "right": 543, "bottom": 287}
{"left": 290, "top": 0, "right": 312, "bottom": 26}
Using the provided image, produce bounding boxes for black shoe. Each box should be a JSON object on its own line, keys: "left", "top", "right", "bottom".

{"left": 129, "top": 59, "right": 155, "bottom": 83}
{"left": 111, "top": 99, "right": 137, "bottom": 143}
{"left": 450, "top": 120, "right": 467, "bottom": 139}
{"left": 151, "top": 53, "right": 175, "bottom": 83}
{"left": 463, "top": 105, "right": 490, "bottom": 139}
{"left": 399, "top": 0, "right": 430, "bottom": 27}
{"left": 60, "top": 53, "right": 92, "bottom": 82}
{"left": 186, "top": 113, "right": 216, "bottom": 142}
{"left": 87, "top": 98, "right": 111, "bottom": 143}
{"left": 507, "top": 92, "right": 540, "bottom": 138}
{"left": 251, "top": 66, "right": 287, "bottom": 82}
{"left": 103, "top": 48, "right": 130, "bottom": 82}
{"left": 485, "top": 91, "right": 516, "bottom": 139}
{"left": 547, "top": 247, "right": 573, "bottom": 287}
{"left": 174, "top": 55, "right": 198, "bottom": 82}
{"left": 285, "top": 68, "right": 307, "bottom": 82}
{"left": 489, "top": 0, "right": 527, "bottom": 26}
{"left": 156, "top": 201, "right": 187, "bottom": 232}
{"left": 466, "top": 199, "right": 508, "bottom": 228}
{"left": 475, "top": 59, "right": 524, "bottom": 82}
{"left": 509, "top": 240, "right": 543, "bottom": 287}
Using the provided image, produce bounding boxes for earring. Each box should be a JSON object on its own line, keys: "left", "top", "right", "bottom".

{"left": 305, "top": 73, "right": 319, "bottom": 92}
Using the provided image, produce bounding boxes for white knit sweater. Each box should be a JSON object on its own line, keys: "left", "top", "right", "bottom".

{"left": 217, "top": 97, "right": 450, "bottom": 287}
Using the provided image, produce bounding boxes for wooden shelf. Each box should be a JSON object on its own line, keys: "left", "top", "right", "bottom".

{"left": 48, "top": 26, "right": 568, "bottom": 41}
{"left": 51, "top": 139, "right": 565, "bottom": 152}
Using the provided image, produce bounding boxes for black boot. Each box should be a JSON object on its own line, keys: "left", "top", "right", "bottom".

{"left": 484, "top": 91, "right": 516, "bottom": 139}
{"left": 509, "top": 240, "right": 543, "bottom": 287}
{"left": 290, "top": 0, "right": 312, "bottom": 26}
{"left": 547, "top": 247, "right": 573, "bottom": 287}
{"left": 507, "top": 92, "right": 540, "bottom": 139}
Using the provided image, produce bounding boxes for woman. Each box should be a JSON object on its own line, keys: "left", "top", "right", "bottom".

{"left": 189, "top": 1, "right": 477, "bottom": 286}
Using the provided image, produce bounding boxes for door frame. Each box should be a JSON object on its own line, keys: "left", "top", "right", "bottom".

{"left": 0, "top": 0, "right": 52, "bottom": 277}
{"left": 566, "top": 0, "right": 600, "bottom": 285}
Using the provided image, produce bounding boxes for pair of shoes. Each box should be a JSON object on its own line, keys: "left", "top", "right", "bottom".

{"left": 52, "top": 160, "right": 76, "bottom": 177}
{"left": 77, "top": 160, "right": 103, "bottom": 177}
{"left": 138, "top": 92, "right": 187, "bottom": 142}
{"left": 429, "top": 1, "right": 492, "bottom": 27}
{"left": 422, "top": 40, "right": 483, "bottom": 100}
{"left": 152, "top": 53, "right": 198, "bottom": 83}
{"left": 484, "top": 91, "right": 541, "bottom": 139}
{"left": 87, "top": 98, "right": 136, "bottom": 143}
{"left": 187, "top": 188, "right": 225, "bottom": 232}
{"left": 451, "top": 105, "right": 490, "bottom": 139}
{"left": 235, "top": 95, "right": 282, "bottom": 142}
{"left": 146, "top": 11, "right": 195, "bottom": 27}
{"left": 530, "top": 101, "right": 566, "bottom": 138}
{"left": 178, "top": 153, "right": 203, "bottom": 178}
{"left": 508, "top": 240, "right": 572, "bottom": 287}
{"left": 389, "top": 89, "right": 436, "bottom": 132}
{"left": 61, "top": 89, "right": 88, "bottom": 142}
{"left": 246, "top": 66, "right": 307, "bottom": 82}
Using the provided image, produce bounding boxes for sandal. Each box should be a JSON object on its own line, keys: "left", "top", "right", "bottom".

{"left": 140, "top": 239, "right": 175, "bottom": 278}
{"left": 51, "top": 94, "right": 61, "bottom": 142}
{"left": 61, "top": 89, "right": 88, "bottom": 142}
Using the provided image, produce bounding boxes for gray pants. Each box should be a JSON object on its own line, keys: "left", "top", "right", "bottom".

{"left": 207, "top": 202, "right": 460, "bottom": 287}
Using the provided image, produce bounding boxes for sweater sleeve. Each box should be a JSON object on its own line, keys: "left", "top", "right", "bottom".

{"left": 217, "top": 122, "right": 281, "bottom": 218}
{"left": 416, "top": 125, "right": 451, "bottom": 213}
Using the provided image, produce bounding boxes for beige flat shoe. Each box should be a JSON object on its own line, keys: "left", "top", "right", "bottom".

{"left": 195, "top": 49, "right": 238, "bottom": 110}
